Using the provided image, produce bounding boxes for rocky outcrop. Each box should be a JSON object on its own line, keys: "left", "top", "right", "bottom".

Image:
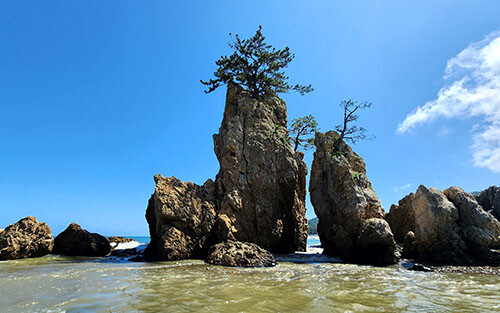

{"left": 53, "top": 223, "right": 110, "bottom": 257}
{"left": 143, "top": 175, "right": 217, "bottom": 261}
{"left": 206, "top": 240, "right": 276, "bottom": 267}
{"left": 213, "top": 82, "right": 308, "bottom": 253}
{"left": 144, "top": 83, "right": 308, "bottom": 262}
{"left": 0, "top": 216, "right": 53, "bottom": 260}
{"left": 385, "top": 193, "right": 416, "bottom": 243}
{"left": 476, "top": 186, "right": 500, "bottom": 220}
{"left": 108, "top": 236, "right": 135, "bottom": 244}
{"left": 402, "top": 231, "right": 417, "bottom": 259}
{"left": 309, "top": 131, "right": 398, "bottom": 266}
{"left": 394, "top": 185, "right": 500, "bottom": 265}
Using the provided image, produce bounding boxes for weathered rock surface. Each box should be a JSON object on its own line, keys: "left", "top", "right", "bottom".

{"left": 393, "top": 185, "right": 500, "bottom": 265}
{"left": 0, "top": 216, "right": 53, "bottom": 260}
{"left": 213, "top": 82, "right": 308, "bottom": 253}
{"left": 309, "top": 131, "right": 398, "bottom": 265}
{"left": 476, "top": 186, "right": 500, "bottom": 221}
{"left": 143, "top": 175, "right": 217, "bottom": 261}
{"left": 53, "top": 223, "right": 110, "bottom": 257}
{"left": 206, "top": 240, "right": 276, "bottom": 267}
{"left": 355, "top": 218, "right": 398, "bottom": 266}
{"left": 385, "top": 193, "right": 416, "bottom": 243}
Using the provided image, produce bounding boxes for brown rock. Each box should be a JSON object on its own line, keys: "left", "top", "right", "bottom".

{"left": 108, "top": 236, "right": 135, "bottom": 244}
{"left": 309, "top": 131, "right": 398, "bottom": 265}
{"left": 0, "top": 216, "right": 53, "bottom": 260}
{"left": 476, "top": 186, "right": 500, "bottom": 221}
{"left": 385, "top": 193, "right": 416, "bottom": 243}
{"left": 355, "top": 218, "right": 398, "bottom": 266}
{"left": 53, "top": 223, "right": 110, "bottom": 257}
{"left": 213, "top": 82, "right": 308, "bottom": 253}
{"left": 402, "top": 231, "right": 417, "bottom": 259}
{"left": 206, "top": 240, "right": 276, "bottom": 267}
{"left": 143, "top": 175, "right": 217, "bottom": 261}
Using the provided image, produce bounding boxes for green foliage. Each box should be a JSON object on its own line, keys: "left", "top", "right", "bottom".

{"left": 201, "top": 26, "right": 313, "bottom": 98}
{"left": 352, "top": 171, "right": 361, "bottom": 179}
{"left": 289, "top": 114, "right": 319, "bottom": 151}
{"left": 332, "top": 150, "right": 349, "bottom": 159}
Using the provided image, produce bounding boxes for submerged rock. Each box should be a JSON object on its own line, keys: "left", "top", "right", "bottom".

{"left": 476, "top": 186, "right": 500, "bottom": 221}
{"left": 391, "top": 185, "right": 500, "bottom": 265}
{"left": 309, "top": 131, "right": 398, "bottom": 266}
{"left": 0, "top": 216, "right": 53, "bottom": 260}
{"left": 213, "top": 82, "right": 308, "bottom": 253}
{"left": 53, "top": 223, "right": 110, "bottom": 257}
{"left": 144, "top": 175, "right": 217, "bottom": 261}
{"left": 408, "top": 263, "right": 434, "bottom": 272}
{"left": 206, "top": 240, "right": 276, "bottom": 267}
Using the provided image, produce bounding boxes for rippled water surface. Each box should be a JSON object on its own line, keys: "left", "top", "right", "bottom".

{"left": 1, "top": 253, "right": 499, "bottom": 313}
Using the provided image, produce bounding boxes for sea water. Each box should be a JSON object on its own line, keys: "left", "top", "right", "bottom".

{"left": 0, "top": 237, "right": 499, "bottom": 312}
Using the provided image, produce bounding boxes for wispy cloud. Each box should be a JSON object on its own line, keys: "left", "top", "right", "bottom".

{"left": 397, "top": 31, "right": 500, "bottom": 173}
{"left": 394, "top": 183, "right": 411, "bottom": 192}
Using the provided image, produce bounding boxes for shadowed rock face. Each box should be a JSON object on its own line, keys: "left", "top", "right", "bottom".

{"left": 476, "top": 186, "right": 500, "bottom": 221}
{"left": 394, "top": 185, "right": 500, "bottom": 265}
{"left": 144, "top": 175, "right": 217, "bottom": 261}
{"left": 0, "top": 216, "right": 53, "bottom": 260}
{"left": 206, "top": 240, "right": 276, "bottom": 267}
{"left": 309, "top": 131, "right": 398, "bottom": 266}
{"left": 213, "top": 83, "right": 308, "bottom": 253}
{"left": 53, "top": 223, "right": 110, "bottom": 257}
{"left": 385, "top": 193, "right": 416, "bottom": 243}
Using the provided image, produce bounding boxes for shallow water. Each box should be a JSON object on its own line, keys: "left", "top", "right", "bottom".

{"left": 1, "top": 256, "right": 499, "bottom": 312}
{"left": 1, "top": 236, "right": 500, "bottom": 313}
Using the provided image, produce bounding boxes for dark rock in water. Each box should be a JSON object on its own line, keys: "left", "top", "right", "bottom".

{"left": 386, "top": 193, "right": 416, "bottom": 243}
{"left": 402, "top": 231, "right": 418, "bottom": 259}
{"left": 408, "top": 263, "right": 434, "bottom": 272}
{"left": 391, "top": 185, "right": 500, "bottom": 265}
{"left": 143, "top": 175, "right": 217, "bottom": 261}
{"left": 475, "top": 186, "right": 500, "bottom": 221}
{"left": 108, "top": 236, "right": 135, "bottom": 244}
{"left": 213, "top": 82, "right": 308, "bottom": 253}
{"left": 355, "top": 218, "right": 398, "bottom": 266}
{"left": 0, "top": 216, "right": 54, "bottom": 260}
{"left": 206, "top": 240, "right": 276, "bottom": 267}
{"left": 309, "top": 131, "right": 398, "bottom": 266}
{"left": 53, "top": 223, "right": 110, "bottom": 257}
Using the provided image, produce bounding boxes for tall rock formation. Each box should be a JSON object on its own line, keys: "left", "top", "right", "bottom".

{"left": 213, "top": 82, "right": 308, "bottom": 253}
{"left": 0, "top": 216, "right": 54, "bottom": 260}
{"left": 309, "top": 131, "right": 398, "bottom": 266}
{"left": 144, "top": 83, "right": 308, "bottom": 261}
{"left": 391, "top": 185, "right": 500, "bottom": 265}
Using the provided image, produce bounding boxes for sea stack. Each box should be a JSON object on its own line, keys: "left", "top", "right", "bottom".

{"left": 144, "top": 82, "right": 308, "bottom": 262}
{"left": 213, "top": 82, "right": 308, "bottom": 253}
{"left": 309, "top": 131, "right": 398, "bottom": 266}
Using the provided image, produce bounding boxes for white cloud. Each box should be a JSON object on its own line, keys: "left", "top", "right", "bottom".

{"left": 397, "top": 31, "right": 500, "bottom": 173}
{"left": 394, "top": 183, "right": 411, "bottom": 192}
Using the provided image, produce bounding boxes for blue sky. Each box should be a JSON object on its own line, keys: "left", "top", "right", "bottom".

{"left": 1, "top": 1, "right": 500, "bottom": 236}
